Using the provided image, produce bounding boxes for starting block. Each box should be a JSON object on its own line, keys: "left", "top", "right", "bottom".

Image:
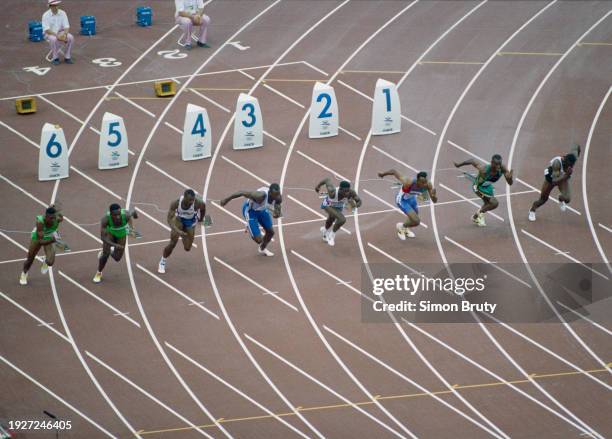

{"left": 154, "top": 80, "right": 176, "bottom": 97}
{"left": 15, "top": 97, "right": 37, "bottom": 114}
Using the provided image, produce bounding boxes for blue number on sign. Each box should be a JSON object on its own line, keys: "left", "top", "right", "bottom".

{"left": 317, "top": 93, "right": 332, "bottom": 118}
{"left": 108, "top": 122, "right": 122, "bottom": 147}
{"left": 241, "top": 103, "right": 256, "bottom": 128}
{"left": 46, "top": 133, "right": 62, "bottom": 158}
{"left": 382, "top": 88, "right": 391, "bottom": 112}
{"left": 192, "top": 114, "right": 207, "bottom": 137}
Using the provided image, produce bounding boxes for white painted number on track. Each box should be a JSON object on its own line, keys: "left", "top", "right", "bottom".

{"left": 92, "top": 58, "right": 122, "bottom": 68}
{"left": 157, "top": 49, "right": 187, "bottom": 60}
{"left": 23, "top": 66, "right": 51, "bottom": 76}
{"left": 228, "top": 41, "right": 250, "bottom": 51}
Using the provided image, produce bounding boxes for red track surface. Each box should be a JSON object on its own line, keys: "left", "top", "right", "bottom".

{"left": 1, "top": 1, "right": 611, "bottom": 438}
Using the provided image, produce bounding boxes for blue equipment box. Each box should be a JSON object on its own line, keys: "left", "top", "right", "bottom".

{"left": 80, "top": 15, "right": 96, "bottom": 35}
{"left": 136, "top": 6, "right": 152, "bottom": 27}
{"left": 28, "top": 21, "right": 43, "bottom": 42}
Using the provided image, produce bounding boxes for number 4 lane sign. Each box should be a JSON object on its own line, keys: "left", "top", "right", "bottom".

{"left": 182, "top": 103, "right": 211, "bottom": 160}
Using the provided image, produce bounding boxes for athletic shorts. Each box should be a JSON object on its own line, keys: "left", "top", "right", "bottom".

{"left": 473, "top": 182, "right": 494, "bottom": 198}
{"left": 179, "top": 216, "right": 197, "bottom": 229}
{"left": 242, "top": 202, "right": 272, "bottom": 238}
{"left": 397, "top": 196, "right": 418, "bottom": 215}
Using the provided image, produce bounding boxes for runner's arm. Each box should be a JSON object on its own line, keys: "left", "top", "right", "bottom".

{"left": 454, "top": 159, "right": 484, "bottom": 173}
{"left": 349, "top": 191, "right": 362, "bottom": 208}
{"left": 427, "top": 182, "right": 438, "bottom": 203}
{"left": 502, "top": 165, "right": 514, "bottom": 185}
{"left": 273, "top": 194, "right": 283, "bottom": 218}
{"left": 315, "top": 178, "right": 335, "bottom": 197}
{"left": 378, "top": 169, "right": 409, "bottom": 186}
{"left": 550, "top": 160, "right": 569, "bottom": 184}
{"left": 196, "top": 198, "right": 207, "bottom": 222}
{"left": 167, "top": 200, "right": 185, "bottom": 234}
{"left": 220, "top": 191, "right": 265, "bottom": 207}
{"left": 99, "top": 216, "right": 117, "bottom": 247}
{"left": 35, "top": 221, "right": 55, "bottom": 245}
{"left": 570, "top": 143, "right": 581, "bottom": 159}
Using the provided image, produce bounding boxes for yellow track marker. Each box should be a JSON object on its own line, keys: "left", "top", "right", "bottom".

{"left": 419, "top": 61, "right": 484, "bottom": 65}
{"left": 341, "top": 69, "right": 405, "bottom": 74}
{"left": 497, "top": 51, "right": 563, "bottom": 56}
{"left": 135, "top": 363, "right": 610, "bottom": 436}
{"left": 578, "top": 42, "right": 612, "bottom": 47}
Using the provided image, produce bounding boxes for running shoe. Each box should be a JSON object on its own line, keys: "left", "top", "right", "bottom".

{"left": 320, "top": 226, "right": 328, "bottom": 241}
{"left": 396, "top": 223, "right": 406, "bottom": 241}
{"left": 93, "top": 272, "right": 102, "bottom": 284}
{"left": 528, "top": 210, "right": 536, "bottom": 222}
{"left": 19, "top": 272, "right": 28, "bottom": 286}
{"left": 326, "top": 231, "right": 335, "bottom": 247}
{"left": 559, "top": 201, "right": 567, "bottom": 212}
{"left": 158, "top": 258, "right": 166, "bottom": 274}
{"left": 405, "top": 228, "right": 416, "bottom": 238}
{"left": 41, "top": 262, "right": 49, "bottom": 274}
{"left": 258, "top": 246, "right": 274, "bottom": 257}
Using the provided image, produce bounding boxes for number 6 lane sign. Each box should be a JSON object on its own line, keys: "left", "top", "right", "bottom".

{"left": 39, "top": 123, "right": 69, "bottom": 181}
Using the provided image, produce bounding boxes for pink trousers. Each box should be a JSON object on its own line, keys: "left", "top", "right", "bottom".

{"left": 46, "top": 33, "right": 74, "bottom": 60}
{"left": 176, "top": 15, "right": 210, "bottom": 45}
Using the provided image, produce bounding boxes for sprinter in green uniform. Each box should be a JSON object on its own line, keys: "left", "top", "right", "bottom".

{"left": 20, "top": 206, "right": 63, "bottom": 285}
{"left": 93, "top": 203, "right": 138, "bottom": 283}
{"left": 454, "top": 154, "right": 513, "bottom": 226}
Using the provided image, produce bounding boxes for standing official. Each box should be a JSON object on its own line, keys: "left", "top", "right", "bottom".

{"left": 175, "top": 0, "right": 211, "bottom": 50}
{"left": 42, "top": 0, "right": 74, "bottom": 65}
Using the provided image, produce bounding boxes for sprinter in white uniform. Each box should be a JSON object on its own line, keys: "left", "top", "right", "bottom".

{"left": 528, "top": 144, "right": 580, "bottom": 222}
{"left": 220, "top": 184, "right": 282, "bottom": 256}
{"left": 158, "top": 189, "right": 207, "bottom": 273}
{"left": 315, "top": 178, "right": 362, "bottom": 247}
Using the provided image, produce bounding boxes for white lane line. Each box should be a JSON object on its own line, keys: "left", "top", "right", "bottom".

{"left": 0, "top": 173, "right": 101, "bottom": 244}
{"left": 237, "top": 69, "right": 256, "bottom": 80}
{"left": 582, "top": 86, "right": 612, "bottom": 273}
{"left": 164, "top": 342, "right": 310, "bottom": 438}
{"left": 367, "top": 242, "right": 424, "bottom": 277}
{"left": 211, "top": 201, "right": 247, "bottom": 225}
{"left": 439, "top": 183, "right": 504, "bottom": 222}
{"left": 165, "top": 122, "right": 184, "bottom": 135}
{"left": 122, "top": 11, "right": 289, "bottom": 433}
{"left": 521, "top": 229, "right": 608, "bottom": 280}
{"left": 0, "top": 120, "right": 40, "bottom": 147}
{"left": 85, "top": 351, "right": 213, "bottom": 438}
{"left": 36, "top": 95, "right": 102, "bottom": 135}
{"left": 482, "top": 312, "right": 611, "bottom": 390}
{"left": 301, "top": 60, "right": 329, "bottom": 76}
{"left": 338, "top": 125, "right": 362, "bottom": 141}
{"left": 263, "top": 83, "right": 306, "bottom": 108}
{"left": 263, "top": 130, "right": 287, "bottom": 146}
{"left": 0, "top": 355, "right": 116, "bottom": 438}
{"left": 112, "top": 91, "right": 156, "bottom": 118}
{"left": 136, "top": 264, "right": 219, "bottom": 319}
{"left": 0, "top": 61, "right": 307, "bottom": 103}
{"left": 58, "top": 270, "right": 141, "bottom": 328}
{"left": 190, "top": 88, "right": 231, "bottom": 113}
{"left": 69, "top": 166, "right": 123, "bottom": 200}
{"left": 0, "top": 291, "right": 70, "bottom": 342}
{"left": 372, "top": 145, "right": 418, "bottom": 173}
{"left": 292, "top": 250, "right": 363, "bottom": 298}
{"left": 296, "top": 150, "right": 351, "bottom": 181}
{"left": 244, "top": 333, "right": 409, "bottom": 439}
{"left": 323, "top": 325, "right": 510, "bottom": 439}
{"left": 336, "top": 79, "right": 437, "bottom": 136}
{"left": 221, "top": 155, "right": 269, "bottom": 185}
{"left": 555, "top": 301, "right": 612, "bottom": 337}
{"left": 447, "top": 140, "right": 582, "bottom": 215}
{"left": 444, "top": 236, "right": 531, "bottom": 288}
{"left": 403, "top": 318, "right": 605, "bottom": 435}
{"left": 214, "top": 257, "right": 298, "bottom": 311}
{"left": 362, "top": 188, "right": 428, "bottom": 228}
{"left": 145, "top": 161, "right": 193, "bottom": 191}
{"left": 134, "top": 207, "right": 170, "bottom": 232}
{"left": 598, "top": 223, "right": 612, "bottom": 234}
